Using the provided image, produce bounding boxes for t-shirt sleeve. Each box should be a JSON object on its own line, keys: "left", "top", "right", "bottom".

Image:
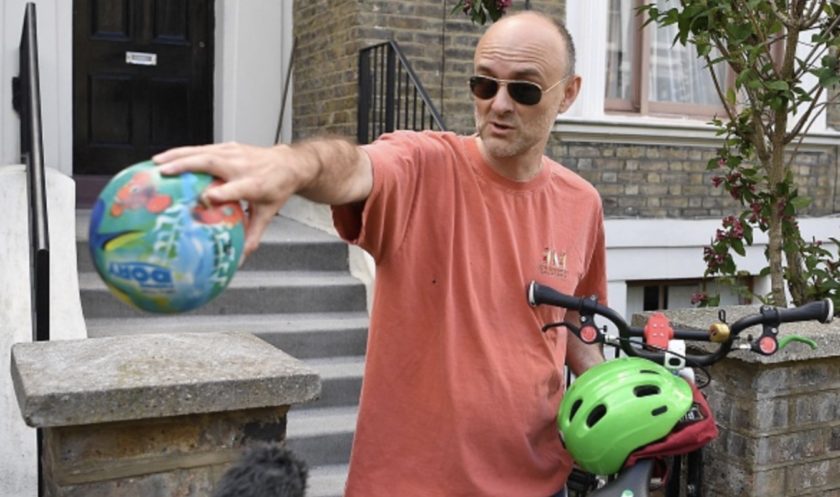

{"left": 331, "top": 131, "right": 429, "bottom": 262}
{"left": 574, "top": 201, "right": 608, "bottom": 305}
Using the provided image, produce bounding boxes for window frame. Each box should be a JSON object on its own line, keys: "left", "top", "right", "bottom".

{"left": 604, "top": 0, "right": 732, "bottom": 119}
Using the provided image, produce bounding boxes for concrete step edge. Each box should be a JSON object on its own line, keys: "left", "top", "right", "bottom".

{"left": 304, "top": 356, "right": 365, "bottom": 379}
{"left": 287, "top": 406, "right": 358, "bottom": 439}
{"left": 85, "top": 312, "right": 369, "bottom": 336}
{"left": 78, "top": 270, "right": 362, "bottom": 291}
{"left": 306, "top": 464, "right": 348, "bottom": 497}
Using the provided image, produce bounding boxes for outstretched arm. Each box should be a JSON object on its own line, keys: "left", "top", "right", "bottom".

{"left": 153, "top": 138, "right": 372, "bottom": 256}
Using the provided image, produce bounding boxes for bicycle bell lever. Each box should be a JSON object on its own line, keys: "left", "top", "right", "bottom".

{"left": 777, "top": 335, "right": 818, "bottom": 351}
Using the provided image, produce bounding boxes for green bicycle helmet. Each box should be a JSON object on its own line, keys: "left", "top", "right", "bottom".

{"left": 557, "top": 357, "right": 693, "bottom": 475}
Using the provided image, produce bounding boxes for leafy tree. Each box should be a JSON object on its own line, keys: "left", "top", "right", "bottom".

{"left": 453, "top": 0, "right": 512, "bottom": 24}
{"left": 641, "top": 0, "right": 840, "bottom": 309}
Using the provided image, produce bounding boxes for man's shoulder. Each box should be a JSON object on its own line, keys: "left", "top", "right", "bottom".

{"left": 366, "top": 130, "right": 470, "bottom": 164}
{"left": 372, "top": 130, "right": 463, "bottom": 147}
{"left": 544, "top": 157, "right": 600, "bottom": 199}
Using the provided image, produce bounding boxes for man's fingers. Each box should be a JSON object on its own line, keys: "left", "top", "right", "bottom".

{"left": 154, "top": 143, "right": 242, "bottom": 177}
{"left": 242, "top": 207, "right": 275, "bottom": 257}
{"left": 155, "top": 152, "right": 225, "bottom": 177}
{"left": 202, "top": 179, "right": 254, "bottom": 205}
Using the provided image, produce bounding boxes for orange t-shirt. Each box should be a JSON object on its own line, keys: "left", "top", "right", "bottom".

{"left": 332, "top": 131, "right": 607, "bottom": 497}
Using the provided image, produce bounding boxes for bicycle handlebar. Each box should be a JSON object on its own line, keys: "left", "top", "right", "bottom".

{"left": 527, "top": 281, "right": 833, "bottom": 367}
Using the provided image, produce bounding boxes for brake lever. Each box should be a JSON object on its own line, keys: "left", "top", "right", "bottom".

{"left": 542, "top": 321, "right": 577, "bottom": 334}
{"left": 541, "top": 319, "right": 604, "bottom": 345}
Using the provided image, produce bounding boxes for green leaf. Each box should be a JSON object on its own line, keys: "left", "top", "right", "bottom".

{"left": 791, "top": 196, "right": 812, "bottom": 209}
{"left": 766, "top": 80, "right": 789, "bottom": 91}
{"left": 743, "top": 223, "right": 754, "bottom": 245}
{"left": 769, "top": 96, "right": 785, "bottom": 111}
{"left": 732, "top": 238, "right": 747, "bottom": 257}
{"left": 726, "top": 87, "right": 737, "bottom": 106}
{"left": 730, "top": 22, "right": 754, "bottom": 43}
{"left": 722, "top": 257, "right": 737, "bottom": 275}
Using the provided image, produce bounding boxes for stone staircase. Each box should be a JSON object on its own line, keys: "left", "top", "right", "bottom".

{"left": 76, "top": 210, "right": 367, "bottom": 497}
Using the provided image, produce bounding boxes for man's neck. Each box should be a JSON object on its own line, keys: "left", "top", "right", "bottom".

{"left": 476, "top": 138, "right": 544, "bottom": 182}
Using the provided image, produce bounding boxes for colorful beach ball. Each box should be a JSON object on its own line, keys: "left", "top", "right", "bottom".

{"left": 88, "top": 160, "right": 245, "bottom": 313}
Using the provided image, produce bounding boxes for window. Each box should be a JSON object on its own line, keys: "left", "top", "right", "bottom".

{"left": 605, "top": 0, "right": 729, "bottom": 117}
{"left": 626, "top": 278, "right": 753, "bottom": 317}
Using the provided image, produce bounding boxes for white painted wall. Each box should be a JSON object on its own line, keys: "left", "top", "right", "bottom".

{"left": 0, "top": 166, "right": 88, "bottom": 497}
{"left": 215, "top": 0, "right": 294, "bottom": 145}
{"left": 1, "top": 0, "right": 73, "bottom": 175}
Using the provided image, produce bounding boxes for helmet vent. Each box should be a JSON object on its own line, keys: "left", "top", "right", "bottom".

{"left": 586, "top": 404, "right": 607, "bottom": 428}
{"left": 569, "top": 399, "right": 582, "bottom": 421}
{"left": 640, "top": 369, "right": 660, "bottom": 375}
{"left": 651, "top": 406, "right": 668, "bottom": 416}
{"left": 634, "top": 385, "right": 661, "bottom": 398}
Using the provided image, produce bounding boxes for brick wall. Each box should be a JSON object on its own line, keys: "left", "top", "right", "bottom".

{"left": 293, "top": 0, "right": 361, "bottom": 139}
{"left": 703, "top": 357, "right": 840, "bottom": 496}
{"left": 549, "top": 140, "right": 839, "bottom": 218}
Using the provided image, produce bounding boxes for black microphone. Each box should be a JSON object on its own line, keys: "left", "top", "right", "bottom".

{"left": 212, "top": 443, "right": 308, "bottom": 497}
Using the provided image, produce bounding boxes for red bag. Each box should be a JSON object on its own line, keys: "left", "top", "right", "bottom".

{"left": 624, "top": 381, "right": 718, "bottom": 467}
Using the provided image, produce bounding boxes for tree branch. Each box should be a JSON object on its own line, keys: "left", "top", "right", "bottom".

{"left": 785, "top": 92, "right": 835, "bottom": 173}
{"left": 801, "top": 0, "right": 827, "bottom": 28}
{"left": 786, "top": 83, "right": 828, "bottom": 139}
{"left": 705, "top": 53, "right": 738, "bottom": 121}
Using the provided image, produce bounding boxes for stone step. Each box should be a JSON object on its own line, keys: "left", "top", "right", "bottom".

{"left": 304, "top": 356, "right": 364, "bottom": 409}
{"left": 307, "top": 464, "right": 348, "bottom": 497}
{"left": 86, "top": 312, "right": 369, "bottom": 360}
{"left": 286, "top": 406, "right": 357, "bottom": 468}
{"left": 78, "top": 270, "right": 367, "bottom": 318}
{"left": 76, "top": 212, "right": 349, "bottom": 273}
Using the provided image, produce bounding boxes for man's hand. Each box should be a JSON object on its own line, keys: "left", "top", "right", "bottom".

{"left": 564, "top": 310, "right": 605, "bottom": 376}
{"left": 155, "top": 142, "right": 300, "bottom": 257}
{"left": 153, "top": 139, "right": 372, "bottom": 258}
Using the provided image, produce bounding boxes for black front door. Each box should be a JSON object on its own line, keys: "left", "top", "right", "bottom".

{"left": 73, "top": 0, "right": 213, "bottom": 179}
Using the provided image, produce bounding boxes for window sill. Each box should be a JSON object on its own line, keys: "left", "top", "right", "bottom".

{"left": 553, "top": 115, "right": 840, "bottom": 148}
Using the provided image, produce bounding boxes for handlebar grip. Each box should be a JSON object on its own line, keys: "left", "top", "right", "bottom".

{"left": 777, "top": 299, "right": 834, "bottom": 325}
{"left": 527, "top": 281, "right": 584, "bottom": 311}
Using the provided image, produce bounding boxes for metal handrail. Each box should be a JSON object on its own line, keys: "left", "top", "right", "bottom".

{"left": 12, "top": 1, "right": 50, "bottom": 343}
{"left": 13, "top": 7, "right": 50, "bottom": 494}
{"left": 358, "top": 40, "right": 446, "bottom": 144}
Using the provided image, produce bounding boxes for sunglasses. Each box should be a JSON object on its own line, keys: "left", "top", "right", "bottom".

{"left": 469, "top": 75, "right": 566, "bottom": 106}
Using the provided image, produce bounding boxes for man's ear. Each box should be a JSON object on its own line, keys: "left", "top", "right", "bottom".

{"left": 557, "top": 75, "right": 582, "bottom": 114}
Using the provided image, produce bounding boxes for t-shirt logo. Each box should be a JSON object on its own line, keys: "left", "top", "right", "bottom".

{"left": 539, "top": 247, "right": 567, "bottom": 278}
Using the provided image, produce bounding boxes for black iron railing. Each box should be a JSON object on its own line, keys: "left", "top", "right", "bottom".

{"left": 12, "top": 6, "right": 49, "bottom": 495}
{"left": 12, "top": 2, "right": 50, "bottom": 344}
{"left": 358, "top": 40, "right": 446, "bottom": 144}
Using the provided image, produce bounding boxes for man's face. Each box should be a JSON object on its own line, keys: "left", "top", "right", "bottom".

{"left": 472, "top": 16, "right": 574, "bottom": 161}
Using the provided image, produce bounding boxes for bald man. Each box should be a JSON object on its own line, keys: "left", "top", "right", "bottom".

{"left": 156, "top": 11, "right": 606, "bottom": 497}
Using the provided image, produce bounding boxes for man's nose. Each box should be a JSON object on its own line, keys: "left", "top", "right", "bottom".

{"left": 489, "top": 83, "right": 515, "bottom": 112}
